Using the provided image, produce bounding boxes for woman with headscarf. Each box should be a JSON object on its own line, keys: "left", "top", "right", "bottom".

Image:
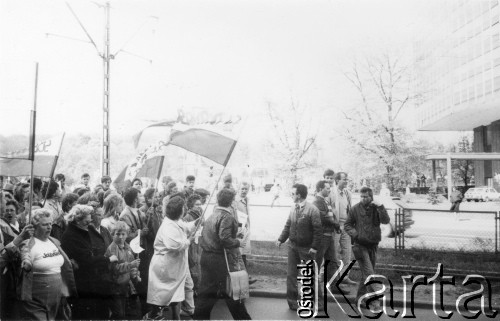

{"left": 19, "top": 209, "right": 77, "bottom": 320}
{"left": 61, "top": 205, "right": 119, "bottom": 320}
{"left": 147, "top": 196, "right": 197, "bottom": 320}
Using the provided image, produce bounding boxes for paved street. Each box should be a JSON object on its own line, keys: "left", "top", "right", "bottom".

{"left": 210, "top": 296, "right": 494, "bottom": 320}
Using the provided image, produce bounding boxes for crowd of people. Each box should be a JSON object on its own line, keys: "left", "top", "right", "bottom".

{"left": 0, "top": 173, "right": 252, "bottom": 320}
{"left": 1, "top": 168, "right": 392, "bottom": 320}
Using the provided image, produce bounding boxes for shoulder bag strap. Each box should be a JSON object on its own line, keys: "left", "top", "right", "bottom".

{"left": 223, "top": 248, "right": 231, "bottom": 273}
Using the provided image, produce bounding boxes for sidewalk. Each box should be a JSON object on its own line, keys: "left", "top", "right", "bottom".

{"left": 248, "top": 275, "right": 500, "bottom": 311}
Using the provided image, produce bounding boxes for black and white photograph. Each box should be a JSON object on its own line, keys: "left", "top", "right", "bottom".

{"left": 1, "top": 0, "right": 500, "bottom": 320}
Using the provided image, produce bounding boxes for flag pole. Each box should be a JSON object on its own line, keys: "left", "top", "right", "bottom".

{"left": 42, "top": 133, "right": 66, "bottom": 207}
{"left": 146, "top": 156, "right": 164, "bottom": 227}
{"left": 28, "top": 62, "right": 39, "bottom": 223}
{"left": 192, "top": 116, "right": 248, "bottom": 233}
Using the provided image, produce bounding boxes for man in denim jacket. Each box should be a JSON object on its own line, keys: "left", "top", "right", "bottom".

{"left": 277, "top": 184, "right": 322, "bottom": 310}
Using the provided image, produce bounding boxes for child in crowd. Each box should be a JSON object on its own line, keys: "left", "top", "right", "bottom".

{"left": 105, "top": 221, "right": 142, "bottom": 320}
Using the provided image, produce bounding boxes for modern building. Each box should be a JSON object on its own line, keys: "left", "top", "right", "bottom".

{"left": 414, "top": 0, "right": 500, "bottom": 190}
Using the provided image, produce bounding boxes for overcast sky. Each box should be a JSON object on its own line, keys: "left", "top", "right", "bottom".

{"left": 1, "top": 0, "right": 425, "bottom": 140}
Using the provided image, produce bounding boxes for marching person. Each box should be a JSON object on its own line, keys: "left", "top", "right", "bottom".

{"left": 147, "top": 196, "right": 196, "bottom": 320}
{"left": 329, "top": 172, "right": 357, "bottom": 285}
{"left": 43, "top": 180, "right": 63, "bottom": 221}
{"left": 61, "top": 205, "right": 119, "bottom": 320}
{"left": 19, "top": 209, "right": 77, "bottom": 320}
{"left": 276, "top": 184, "right": 322, "bottom": 311}
{"left": 105, "top": 221, "right": 142, "bottom": 320}
{"left": 183, "top": 175, "right": 196, "bottom": 199}
{"left": 235, "top": 181, "right": 257, "bottom": 284}
{"left": 312, "top": 179, "right": 344, "bottom": 305}
{"left": 193, "top": 188, "right": 251, "bottom": 320}
{"left": 344, "top": 187, "right": 390, "bottom": 311}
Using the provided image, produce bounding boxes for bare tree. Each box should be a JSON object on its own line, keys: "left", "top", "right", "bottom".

{"left": 341, "top": 53, "right": 428, "bottom": 192}
{"left": 266, "top": 98, "right": 317, "bottom": 184}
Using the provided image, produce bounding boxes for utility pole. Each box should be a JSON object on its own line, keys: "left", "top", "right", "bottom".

{"left": 102, "top": 1, "right": 111, "bottom": 176}
{"left": 50, "top": 2, "right": 155, "bottom": 177}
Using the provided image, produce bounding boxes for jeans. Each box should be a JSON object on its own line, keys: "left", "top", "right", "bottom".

{"left": 351, "top": 244, "right": 380, "bottom": 301}
{"left": 193, "top": 251, "right": 251, "bottom": 320}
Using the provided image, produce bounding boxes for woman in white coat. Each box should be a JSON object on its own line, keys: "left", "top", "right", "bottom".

{"left": 147, "top": 196, "right": 196, "bottom": 320}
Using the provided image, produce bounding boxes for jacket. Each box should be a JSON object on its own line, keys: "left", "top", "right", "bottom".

{"left": 200, "top": 206, "right": 240, "bottom": 254}
{"left": 278, "top": 202, "right": 322, "bottom": 250}
{"left": 327, "top": 188, "right": 352, "bottom": 226}
{"left": 120, "top": 206, "right": 147, "bottom": 244}
{"left": 50, "top": 214, "right": 67, "bottom": 242}
{"left": 61, "top": 222, "right": 110, "bottom": 296}
{"left": 312, "top": 195, "right": 337, "bottom": 234}
{"left": 450, "top": 190, "right": 463, "bottom": 203}
{"left": 19, "top": 236, "right": 77, "bottom": 300}
{"left": 344, "top": 202, "right": 390, "bottom": 247}
{"left": 105, "top": 242, "right": 138, "bottom": 296}
{"left": 183, "top": 208, "right": 202, "bottom": 269}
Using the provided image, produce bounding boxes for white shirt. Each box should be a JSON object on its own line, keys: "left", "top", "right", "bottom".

{"left": 31, "top": 238, "right": 64, "bottom": 275}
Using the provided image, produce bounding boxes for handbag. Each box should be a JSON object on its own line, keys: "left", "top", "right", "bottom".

{"left": 223, "top": 249, "right": 250, "bottom": 301}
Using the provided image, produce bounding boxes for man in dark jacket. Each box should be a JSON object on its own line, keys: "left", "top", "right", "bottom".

{"left": 344, "top": 187, "right": 390, "bottom": 311}
{"left": 312, "top": 180, "right": 347, "bottom": 301}
{"left": 277, "top": 183, "right": 322, "bottom": 310}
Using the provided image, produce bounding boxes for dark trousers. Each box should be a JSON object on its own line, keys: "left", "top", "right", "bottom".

{"left": 110, "top": 294, "right": 141, "bottom": 320}
{"left": 286, "top": 243, "right": 316, "bottom": 309}
{"left": 450, "top": 202, "right": 461, "bottom": 212}
{"left": 70, "top": 293, "right": 111, "bottom": 320}
{"left": 351, "top": 244, "right": 380, "bottom": 301}
{"left": 193, "top": 251, "right": 251, "bottom": 320}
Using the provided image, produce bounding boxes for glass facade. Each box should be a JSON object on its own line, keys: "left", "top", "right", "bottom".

{"left": 415, "top": 0, "right": 500, "bottom": 130}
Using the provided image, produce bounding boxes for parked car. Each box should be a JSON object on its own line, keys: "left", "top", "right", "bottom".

{"left": 464, "top": 186, "right": 500, "bottom": 202}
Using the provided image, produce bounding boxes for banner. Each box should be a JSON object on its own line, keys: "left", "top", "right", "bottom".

{"left": 133, "top": 109, "right": 241, "bottom": 148}
{"left": 113, "top": 141, "right": 167, "bottom": 191}
{"left": 0, "top": 135, "right": 64, "bottom": 177}
{"left": 168, "top": 123, "right": 237, "bottom": 166}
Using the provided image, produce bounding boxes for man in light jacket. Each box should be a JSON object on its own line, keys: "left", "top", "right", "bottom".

{"left": 327, "top": 171, "right": 357, "bottom": 285}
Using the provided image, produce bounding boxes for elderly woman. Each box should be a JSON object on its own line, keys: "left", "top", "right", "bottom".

{"left": 61, "top": 205, "right": 118, "bottom": 320}
{"left": 147, "top": 196, "right": 197, "bottom": 320}
{"left": 19, "top": 209, "right": 77, "bottom": 320}
{"left": 102, "top": 193, "right": 124, "bottom": 232}
{"left": 42, "top": 180, "right": 63, "bottom": 221}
